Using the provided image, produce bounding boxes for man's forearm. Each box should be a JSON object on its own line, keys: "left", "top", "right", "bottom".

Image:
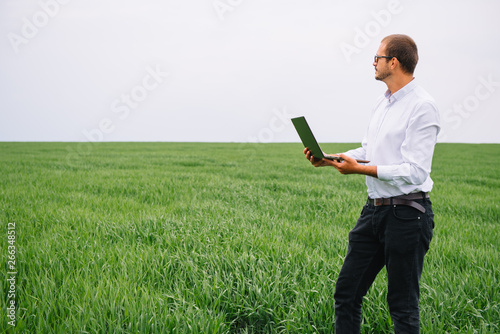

{"left": 356, "top": 164, "right": 378, "bottom": 178}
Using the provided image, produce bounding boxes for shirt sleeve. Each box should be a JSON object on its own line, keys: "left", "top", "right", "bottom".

{"left": 377, "top": 101, "right": 440, "bottom": 185}
{"left": 344, "top": 135, "right": 368, "bottom": 160}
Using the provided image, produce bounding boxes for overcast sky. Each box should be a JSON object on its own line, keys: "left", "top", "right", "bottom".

{"left": 1, "top": 0, "right": 499, "bottom": 143}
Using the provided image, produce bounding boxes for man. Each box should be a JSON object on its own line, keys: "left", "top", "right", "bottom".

{"left": 304, "top": 34, "right": 440, "bottom": 333}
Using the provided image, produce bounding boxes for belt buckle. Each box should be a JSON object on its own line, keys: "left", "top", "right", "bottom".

{"left": 374, "top": 198, "right": 384, "bottom": 206}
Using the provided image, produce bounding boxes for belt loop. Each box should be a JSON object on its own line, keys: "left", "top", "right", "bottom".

{"left": 390, "top": 197, "right": 393, "bottom": 206}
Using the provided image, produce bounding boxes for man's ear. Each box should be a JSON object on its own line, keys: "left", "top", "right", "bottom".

{"left": 390, "top": 57, "right": 399, "bottom": 70}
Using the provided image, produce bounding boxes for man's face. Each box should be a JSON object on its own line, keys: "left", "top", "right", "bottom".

{"left": 374, "top": 43, "right": 392, "bottom": 81}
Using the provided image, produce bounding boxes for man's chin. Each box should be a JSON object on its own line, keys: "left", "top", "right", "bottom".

{"left": 375, "top": 73, "right": 389, "bottom": 81}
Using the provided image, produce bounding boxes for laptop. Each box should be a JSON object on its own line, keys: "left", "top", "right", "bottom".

{"left": 291, "top": 116, "right": 369, "bottom": 163}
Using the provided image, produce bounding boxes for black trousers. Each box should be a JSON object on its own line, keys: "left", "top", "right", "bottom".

{"left": 334, "top": 197, "right": 434, "bottom": 334}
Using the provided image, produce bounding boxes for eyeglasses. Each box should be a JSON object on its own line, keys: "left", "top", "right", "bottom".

{"left": 374, "top": 55, "right": 394, "bottom": 63}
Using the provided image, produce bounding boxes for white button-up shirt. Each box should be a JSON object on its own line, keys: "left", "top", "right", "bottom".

{"left": 345, "top": 79, "right": 441, "bottom": 199}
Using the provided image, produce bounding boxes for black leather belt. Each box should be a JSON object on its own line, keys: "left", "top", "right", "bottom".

{"left": 368, "top": 192, "right": 429, "bottom": 214}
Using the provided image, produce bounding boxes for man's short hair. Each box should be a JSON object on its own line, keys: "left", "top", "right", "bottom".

{"left": 382, "top": 34, "right": 419, "bottom": 74}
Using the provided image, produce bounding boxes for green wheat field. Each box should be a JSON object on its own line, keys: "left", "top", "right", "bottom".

{"left": 1, "top": 142, "right": 499, "bottom": 333}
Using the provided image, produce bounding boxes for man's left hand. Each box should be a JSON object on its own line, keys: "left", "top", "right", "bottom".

{"left": 331, "top": 153, "right": 359, "bottom": 174}
{"left": 332, "top": 154, "right": 378, "bottom": 178}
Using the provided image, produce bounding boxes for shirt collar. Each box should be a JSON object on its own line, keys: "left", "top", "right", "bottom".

{"left": 385, "top": 78, "right": 417, "bottom": 103}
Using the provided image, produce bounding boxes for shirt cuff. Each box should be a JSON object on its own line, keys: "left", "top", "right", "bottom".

{"left": 377, "top": 165, "right": 397, "bottom": 181}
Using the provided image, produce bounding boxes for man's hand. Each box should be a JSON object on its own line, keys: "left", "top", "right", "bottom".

{"left": 332, "top": 153, "right": 378, "bottom": 177}
{"left": 303, "top": 150, "right": 378, "bottom": 177}
{"left": 330, "top": 153, "right": 358, "bottom": 174}
{"left": 303, "top": 148, "right": 335, "bottom": 167}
